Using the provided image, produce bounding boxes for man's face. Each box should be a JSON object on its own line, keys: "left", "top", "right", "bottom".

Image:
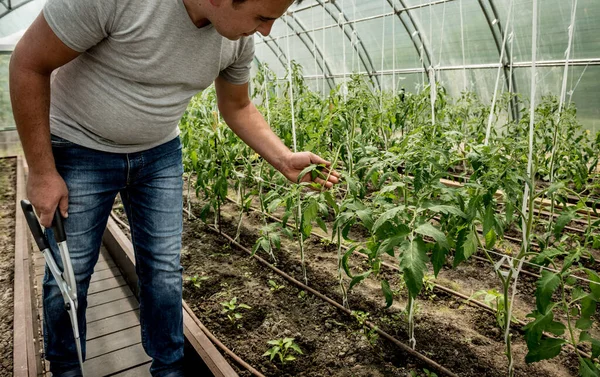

{"left": 210, "top": 0, "right": 294, "bottom": 40}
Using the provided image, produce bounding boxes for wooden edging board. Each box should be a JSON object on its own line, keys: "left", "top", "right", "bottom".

{"left": 102, "top": 217, "right": 239, "bottom": 377}
{"left": 13, "top": 156, "right": 42, "bottom": 377}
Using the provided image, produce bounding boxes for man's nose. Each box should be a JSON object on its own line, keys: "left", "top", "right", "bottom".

{"left": 257, "top": 20, "right": 275, "bottom": 37}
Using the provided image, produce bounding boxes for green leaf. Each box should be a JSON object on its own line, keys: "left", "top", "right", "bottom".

{"left": 571, "top": 287, "right": 588, "bottom": 302}
{"left": 532, "top": 248, "right": 564, "bottom": 265}
{"left": 554, "top": 212, "right": 573, "bottom": 238}
{"left": 426, "top": 204, "right": 467, "bottom": 219}
{"left": 505, "top": 200, "right": 514, "bottom": 224}
{"left": 483, "top": 203, "right": 495, "bottom": 237}
{"left": 580, "top": 332, "right": 600, "bottom": 359}
{"left": 379, "top": 236, "right": 404, "bottom": 257}
{"left": 576, "top": 318, "right": 594, "bottom": 331}
{"left": 545, "top": 182, "right": 565, "bottom": 196}
{"left": 484, "top": 229, "right": 497, "bottom": 249}
{"left": 372, "top": 206, "right": 405, "bottom": 235}
{"left": 341, "top": 246, "right": 358, "bottom": 278}
{"left": 579, "top": 358, "right": 600, "bottom": 377}
{"left": 535, "top": 271, "right": 561, "bottom": 314}
{"left": 415, "top": 223, "right": 449, "bottom": 250}
{"left": 271, "top": 233, "right": 281, "bottom": 250}
{"left": 381, "top": 279, "right": 393, "bottom": 308}
{"left": 252, "top": 241, "right": 261, "bottom": 256}
{"left": 379, "top": 181, "right": 405, "bottom": 195}
{"left": 581, "top": 295, "right": 597, "bottom": 321}
{"left": 431, "top": 242, "right": 448, "bottom": 278}
{"left": 296, "top": 164, "right": 319, "bottom": 183}
{"left": 323, "top": 191, "right": 338, "bottom": 213}
{"left": 356, "top": 209, "right": 374, "bottom": 231}
{"left": 267, "top": 198, "right": 283, "bottom": 213}
{"left": 399, "top": 238, "right": 429, "bottom": 299}
{"left": 586, "top": 269, "right": 600, "bottom": 300}
{"left": 525, "top": 338, "right": 566, "bottom": 363}
{"left": 524, "top": 308, "right": 565, "bottom": 349}
{"left": 303, "top": 200, "right": 319, "bottom": 224}
{"left": 316, "top": 217, "right": 328, "bottom": 234}
{"left": 453, "top": 228, "right": 478, "bottom": 267}
{"left": 349, "top": 271, "right": 371, "bottom": 291}
{"left": 290, "top": 343, "right": 303, "bottom": 354}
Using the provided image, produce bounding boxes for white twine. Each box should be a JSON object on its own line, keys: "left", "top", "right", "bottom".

{"left": 550, "top": 0, "right": 577, "bottom": 184}
{"left": 285, "top": 15, "right": 297, "bottom": 152}
{"left": 484, "top": 0, "right": 514, "bottom": 146}
{"left": 459, "top": 0, "right": 466, "bottom": 90}
{"left": 504, "top": 2, "right": 538, "bottom": 374}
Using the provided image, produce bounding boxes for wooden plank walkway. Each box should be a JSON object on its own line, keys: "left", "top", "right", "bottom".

{"left": 33, "top": 245, "right": 152, "bottom": 376}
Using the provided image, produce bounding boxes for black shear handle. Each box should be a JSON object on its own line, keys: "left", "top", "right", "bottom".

{"left": 20, "top": 200, "right": 67, "bottom": 250}
{"left": 21, "top": 200, "right": 49, "bottom": 251}
{"left": 52, "top": 209, "right": 67, "bottom": 243}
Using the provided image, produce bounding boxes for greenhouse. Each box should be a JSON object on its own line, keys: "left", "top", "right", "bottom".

{"left": 1, "top": 0, "right": 599, "bottom": 377}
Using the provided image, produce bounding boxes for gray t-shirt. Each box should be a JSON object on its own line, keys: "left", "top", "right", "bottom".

{"left": 44, "top": 0, "right": 254, "bottom": 153}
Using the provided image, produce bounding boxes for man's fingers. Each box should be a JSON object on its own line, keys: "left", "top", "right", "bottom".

{"left": 58, "top": 195, "right": 69, "bottom": 219}
{"left": 38, "top": 207, "right": 56, "bottom": 228}
{"left": 309, "top": 153, "right": 331, "bottom": 166}
{"left": 317, "top": 166, "right": 341, "bottom": 181}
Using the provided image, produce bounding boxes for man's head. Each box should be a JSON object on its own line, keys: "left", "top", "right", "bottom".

{"left": 204, "top": 0, "right": 303, "bottom": 40}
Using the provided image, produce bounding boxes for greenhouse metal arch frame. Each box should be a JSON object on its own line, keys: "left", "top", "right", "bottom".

{"left": 0, "top": 0, "right": 35, "bottom": 20}
{"left": 255, "top": 0, "right": 599, "bottom": 125}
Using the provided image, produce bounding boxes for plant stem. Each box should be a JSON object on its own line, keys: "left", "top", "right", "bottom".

{"left": 408, "top": 294, "right": 416, "bottom": 350}
{"left": 337, "top": 230, "right": 348, "bottom": 308}
{"left": 187, "top": 172, "right": 192, "bottom": 220}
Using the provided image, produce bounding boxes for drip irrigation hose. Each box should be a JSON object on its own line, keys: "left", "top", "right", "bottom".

{"left": 111, "top": 204, "right": 593, "bottom": 361}
{"left": 204, "top": 223, "right": 460, "bottom": 377}
{"left": 183, "top": 302, "right": 266, "bottom": 377}
{"left": 217, "top": 200, "right": 593, "bottom": 359}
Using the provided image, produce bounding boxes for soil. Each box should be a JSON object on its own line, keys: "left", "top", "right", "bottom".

{"left": 112, "top": 189, "right": 582, "bottom": 376}
{"left": 0, "top": 158, "right": 16, "bottom": 376}
{"left": 178, "top": 192, "right": 581, "bottom": 377}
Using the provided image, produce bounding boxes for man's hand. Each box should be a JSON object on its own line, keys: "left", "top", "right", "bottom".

{"left": 214, "top": 78, "right": 340, "bottom": 190}
{"left": 279, "top": 152, "right": 340, "bottom": 190}
{"left": 27, "top": 170, "right": 69, "bottom": 228}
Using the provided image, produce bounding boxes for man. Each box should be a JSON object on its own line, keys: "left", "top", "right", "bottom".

{"left": 10, "top": 0, "right": 339, "bottom": 376}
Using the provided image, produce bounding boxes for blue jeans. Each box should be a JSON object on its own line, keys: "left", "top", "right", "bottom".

{"left": 44, "top": 135, "right": 184, "bottom": 376}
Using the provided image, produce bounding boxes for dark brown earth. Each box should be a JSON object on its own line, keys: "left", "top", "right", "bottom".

{"left": 0, "top": 158, "right": 16, "bottom": 376}
{"left": 181, "top": 199, "right": 579, "bottom": 377}
{"left": 112, "top": 188, "right": 581, "bottom": 377}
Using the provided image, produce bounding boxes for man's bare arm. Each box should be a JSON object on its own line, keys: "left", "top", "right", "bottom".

{"left": 214, "top": 77, "right": 339, "bottom": 188}
{"left": 10, "top": 12, "right": 81, "bottom": 227}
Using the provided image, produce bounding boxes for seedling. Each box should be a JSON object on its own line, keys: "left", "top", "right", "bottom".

{"left": 185, "top": 275, "right": 209, "bottom": 289}
{"left": 351, "top": 310, "right": 379, "bottom": 345}
{"left": 268, "top": 279, "right": 285, "bottom": 292}
{"left": 220, "top": 297, "right": 251, "bottom": 328}
{"left": 469, "top": 289, "right": 514, "bottom": 328}
{"left": 422, "top": 274, "right": 437, "bottom": 301}
{"left": 263, "top": 337, "right": 303, "bottom": 368}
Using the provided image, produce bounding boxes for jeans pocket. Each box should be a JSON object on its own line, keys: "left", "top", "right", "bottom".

{"left": 50, "top": 134, "right": 76, "bottom": 147}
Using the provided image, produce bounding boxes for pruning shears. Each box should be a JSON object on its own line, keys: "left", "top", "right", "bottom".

{"left": 21, "top": 200, "right": 85, "bottom": 376}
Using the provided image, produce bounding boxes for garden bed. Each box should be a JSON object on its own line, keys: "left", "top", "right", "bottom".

{"left": 114, "top": 190, "right": 582, "bottom": 377}
{"left": 187, "top": 199, "right": 581, "bottom": 377}
{"left": 0, "top": 158, "right": 16, "bottom": 376}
